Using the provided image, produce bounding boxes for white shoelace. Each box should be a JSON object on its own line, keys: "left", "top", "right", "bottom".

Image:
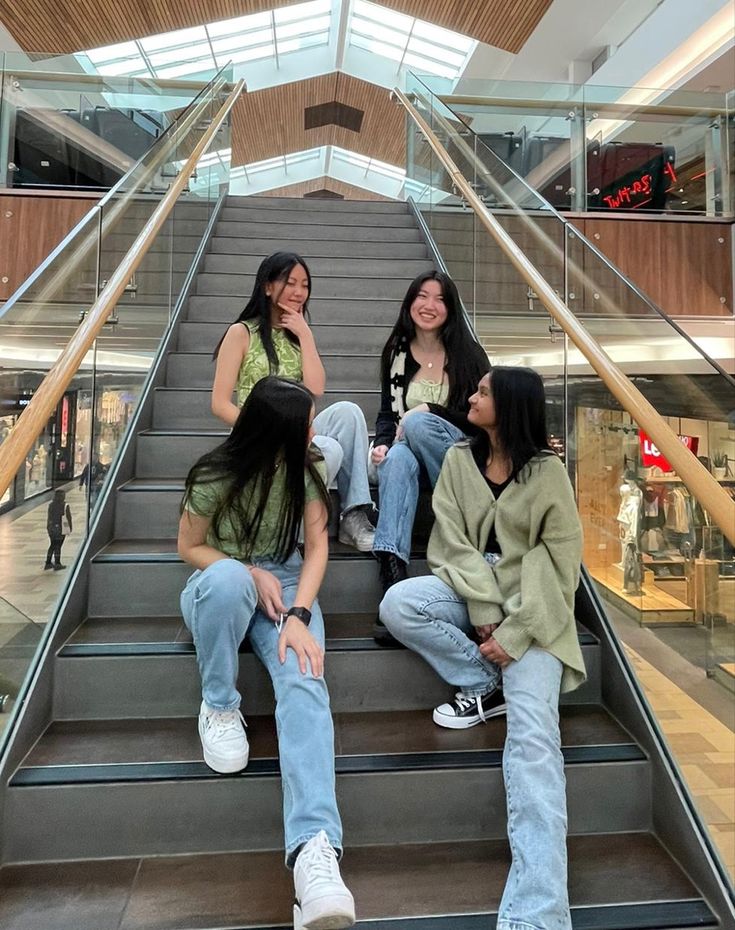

{"left": 453, "top": 692, "right": 488, "bottom": 723}
{"left": 298, "top": 836, "right": 339, "bottom": 888}
{"left": 206, "top": 708, "right": 246, "bottom": 739}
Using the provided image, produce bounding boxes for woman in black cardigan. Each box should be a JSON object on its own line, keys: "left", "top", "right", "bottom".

{"left": 371, "top": 271, "right": 489, "bottom": 643}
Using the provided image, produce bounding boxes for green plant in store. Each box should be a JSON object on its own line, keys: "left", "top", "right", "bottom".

{"left": 711, "top": 450, "right": 728, "bottom": 477}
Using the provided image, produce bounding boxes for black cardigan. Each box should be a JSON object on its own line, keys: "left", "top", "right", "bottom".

{"left": 374, "top": 341, "right": 489, "bottom": 448}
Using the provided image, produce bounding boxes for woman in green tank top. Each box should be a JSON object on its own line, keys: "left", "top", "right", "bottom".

{"left": 211, "top": 252, "right": 375, "bottom": 552}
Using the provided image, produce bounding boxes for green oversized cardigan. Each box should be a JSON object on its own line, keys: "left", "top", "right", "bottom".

{"left": 428, "top": 443, "right": 586, "bottom": 693}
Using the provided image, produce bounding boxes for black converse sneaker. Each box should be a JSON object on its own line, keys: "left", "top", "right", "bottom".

{"left": 433, "top": 688, "right": 506, "bottom": 729}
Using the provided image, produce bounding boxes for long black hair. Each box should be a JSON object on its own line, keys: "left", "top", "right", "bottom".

{"left": 471, "top": 366, "right": 553, "bottom": 482}
{"left": 213, "top": 252, "right": 312, "bottom": 365}
{"left": 381, "top": 270, "right": 486, "bottom": 409}
{"left": 182, "top": 376, "right": 329, "bottom": 562}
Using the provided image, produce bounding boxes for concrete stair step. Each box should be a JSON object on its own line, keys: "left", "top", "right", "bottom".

{"left": 113, "top": 481, "right": 428, "bottom": 542}
{"left": 0, "top": 834, "right": 708, "bottom": 930}
{"left": 194, "top": 272, "right": 417, "bottom": 299}
{"left": 87, "top": 541, "right": 430, "bottom": 616}
{"left": 215, "top": 220, "right": 423, "bottom": 242}
{"left": 202, "top": 254, "right": 432, "bottom": 278}
{"left": 178, "top": 321, "right": 392, "bottom": 354}
{"left": 226, "top": 195, "right": 410, "bottom": 214}
{"left": 184, "top": 295, "right": 399, "bottom": 325}
{"left": 219, "top": 206, "right": 417, "bottom": 227}
{"left": 209, "top": 237, "right": 429, "bottom": 259}
{"left": 165, "top": 351, "right": 381, "bottom": 389}
{"left": 5, "top": 707, "right": 636, "bottom": 859}
{"left": 151, "top": 386, "right": 380, "bottom": 429}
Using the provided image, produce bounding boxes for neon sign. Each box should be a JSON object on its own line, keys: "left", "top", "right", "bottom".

{"left": 602, "top": 161, "right": 677, "bottom": 210}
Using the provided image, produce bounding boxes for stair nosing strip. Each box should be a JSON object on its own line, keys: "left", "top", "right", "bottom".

{"left": 60, "top": 632, "right": 597, "bottom": 656}
{"left": 180, "top": 899, "right": 715, "bottom": 930}
{"left": 10, "top": 744, "right": 645, "bottom": 787}
{"left": 59, "top": 637, "right": 401, "bottom": 656}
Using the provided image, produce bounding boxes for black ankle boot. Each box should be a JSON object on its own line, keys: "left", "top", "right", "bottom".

{"left": 376, "top": 552, "right": 408, "bottom": 594}
{"left": 373, "top": 552, "right": 408, "bottom": 647}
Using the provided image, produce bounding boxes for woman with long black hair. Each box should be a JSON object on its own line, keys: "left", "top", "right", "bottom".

{"left": 380, "top": 367, "right": 585, "bottom": 930}
{"left": 211, "top": 251, "right": 374, "bottom": 552}
{"left": 178, "top": 376, "right": 355, "bottom": 930}
{"left": 371, "top": 271, "right": 488, "bottom": 640}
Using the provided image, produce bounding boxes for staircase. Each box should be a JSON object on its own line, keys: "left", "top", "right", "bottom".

{"left": 0, "top": 195, "right": 728, "bottom": 929}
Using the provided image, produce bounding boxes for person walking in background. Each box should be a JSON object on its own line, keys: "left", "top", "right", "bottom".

{"left": 380, "top": 367, "right": 585, "bottom": 930}
{"left": 44, "top": 489, "right": 72, "bottom": 571}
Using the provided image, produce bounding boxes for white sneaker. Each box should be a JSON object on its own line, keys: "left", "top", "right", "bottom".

{"left": 293, "top": 830, "right": 356, "bottom": 930}
{"left": 198, "top": 700, "right": 249, "bottom": 773}
{"left": 338, "top": 508, "right": 375, "bottom": 552}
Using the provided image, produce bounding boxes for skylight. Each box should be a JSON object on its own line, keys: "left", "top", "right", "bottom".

{"left": 347, "top": 0, "right": 476, "bottom": 81}
{"left": 79, "top": 0, "right": 332, "bottom": 79}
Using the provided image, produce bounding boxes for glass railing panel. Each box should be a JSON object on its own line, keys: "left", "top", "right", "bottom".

{"left": 403, "top": 74, "right": 735, "bottom": 880}
{"left": 582, "top": 83, "right": 730, "bottom": 216}
{"left": 0, "top": 68, "right": 235, "bottom": 756}
{"left": 415, "top": 74, "right": 732, "bottom": 218}
{"left": 90, "top": 73, "right": 231, "bottom": 524}
{"left": 0, "top": 51, "right": 205, "bottom": 192}
{"left": 0, "top": 597, "right": 44, "bottom": 742}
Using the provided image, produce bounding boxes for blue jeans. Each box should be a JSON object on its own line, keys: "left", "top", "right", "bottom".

{"left": 380, "top": 574, "right": 571, "bottom": 930}
{"left": 373, "top": 412, "right": 465, "bottom": 564}
{"left": 312, "top": 401, "right": 372, "bottom": 517}
{"left": 180, "top": 554, "right": 342, "bottom": 864}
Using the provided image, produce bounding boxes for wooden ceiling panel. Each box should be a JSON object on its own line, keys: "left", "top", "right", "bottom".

{"left": 382, "top": 0, "right": 553, "bottom": 52}
{"left": 0, "top": 0, "right": 302, "bottom": 54}
{"left": 255, "top": 176, "right": 393, "bottom": 200}
{"left": 1, "top": 0, "right": 551, "bottom": 56}
{"left": 231, "top": 73, "right": 405, "bottom": 168}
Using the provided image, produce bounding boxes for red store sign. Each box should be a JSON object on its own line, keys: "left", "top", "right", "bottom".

{"left": 639, "top": 430, "right": 699, "bottom": 472}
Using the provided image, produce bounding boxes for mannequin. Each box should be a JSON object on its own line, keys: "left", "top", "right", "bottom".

{"left": 617, "top": 479, "right": 643, "bottom": 596}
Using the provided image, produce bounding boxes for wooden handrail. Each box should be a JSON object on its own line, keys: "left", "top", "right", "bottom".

{"left": 7, "top": 69, "right": 233, "bottom": 92}
{"left": 394, "top": 86, "right": 735, "bottom": 546}
{"left": 0, "top": 79, "right": 245, "bottom": 499}
{"left": 439, "top": 94, "right": 728, "bottom": 120}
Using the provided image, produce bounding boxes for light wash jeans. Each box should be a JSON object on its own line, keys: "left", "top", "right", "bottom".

{"left": 373, "top": 412, "right": 465, "bottom": 564}
{"left": 180, "top": 554, "right": 342, "bottom": 864}
{"left": 312, "top": 401, "right": 372, "bottom": 517}
{"left": 380, "top": 573, "right": 571, "bottom": 930}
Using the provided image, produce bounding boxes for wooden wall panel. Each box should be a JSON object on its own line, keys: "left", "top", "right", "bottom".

{"left": 0, "top": 192, "right": 99, "bottom": 301}
{"left": 579, "top": 218, "right": 733, "bottom": 318}
{"left": 231, "top": 73, "right": 405, "bottom": 168}
{"left": 255, "top": 176, "right": 393, "bottom": 200}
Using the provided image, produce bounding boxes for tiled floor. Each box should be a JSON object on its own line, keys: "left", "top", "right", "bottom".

{"left": 0, "top": 485, "right": 89, "bottom": 736}
{"left": 0, "top": 484, "right": 88, "bottom": 625}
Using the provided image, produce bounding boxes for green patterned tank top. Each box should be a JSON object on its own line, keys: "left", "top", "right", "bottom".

{"left": 235, "top": 321, "right": 303, "bottom": 406}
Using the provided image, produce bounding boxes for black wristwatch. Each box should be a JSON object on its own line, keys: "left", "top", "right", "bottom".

{"left": 287, "top": 606, "right": 312, "bottom": 627}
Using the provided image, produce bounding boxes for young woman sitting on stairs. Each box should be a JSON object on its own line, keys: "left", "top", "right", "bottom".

{"left": 370, "top": 270, "right": 489, "bottom": 644}
{"left": 178, "top": 376, "right": 355, "bottom": 930}
{"left": 380, "top": 367, "right": 585, "bottom": 930}
{"left": 211, "top": 250, "right": 375, "bottom": 552}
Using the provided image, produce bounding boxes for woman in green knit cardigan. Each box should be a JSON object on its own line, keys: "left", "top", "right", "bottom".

{"left": 380, "top": 367, "right": 584, "bottom": 930}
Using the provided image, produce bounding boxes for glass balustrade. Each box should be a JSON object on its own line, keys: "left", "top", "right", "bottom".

{"left": 405, "top": 72, "right": 735, "bottom": 875}
{"left": 405, "top": 68, "right": 735, "bottom": 698}
{"left": 413, "top": 74, "right": 733, "bottom": 218}
{"left": 0, "top": 63, "right": 234, "bottom": 755}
